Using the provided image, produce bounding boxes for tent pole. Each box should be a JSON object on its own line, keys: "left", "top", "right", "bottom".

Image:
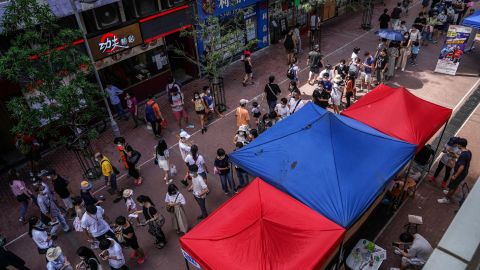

{"left": 185, "top": 258, "right": 190, "bottom": 270}
{"left": 428, "top": 121, "right": 449, "bottom": 172}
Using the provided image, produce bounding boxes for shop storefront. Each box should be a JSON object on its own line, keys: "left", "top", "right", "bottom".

{"left": 268, "top": 0, "right": 308, "bottom": 43}
{"left": 89, "top": 4, "right": 197, "bottom": 100}
{"left": 195, "top": 0, "right": 269, "bottom": 58}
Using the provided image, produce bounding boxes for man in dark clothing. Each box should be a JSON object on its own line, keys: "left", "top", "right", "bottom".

{"left": 391, "top": 3, "right": 403, "bottom": 28}
{"left": 264, "top": 75, "right": 281, "bottom": 113}
{"left": 438, "top": 138, "right": 472, "bottom": 204}
{"left": 307, "top": 45, "right": 324, "bottom": 85}
{"left": 379, "top": 9, "right": 391, "bottom": 29}
{"left": 414, "top": 12, "right": 427, "bottom": 32}
{"left": 312, "top": 87, "right": 331, "bottom": 109}
{"left": 374, "top": 49, "right": 389, "bottom": 84}
{"left": 41, "top": 169, "right": 74, "bottom": 217}
{"left": 334, "top": 59, "right": 349, "bottom": 80}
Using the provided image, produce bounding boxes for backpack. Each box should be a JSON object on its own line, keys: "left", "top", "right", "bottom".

{"left": 145, "top": 103, "right": 156, "bottom": 123}
{"left": 194, "top": 99, "right": 205, "bottom": 112}
{"left": 348, "top": 64, "right": 358, "bottom": 77}
{"left": 287, "top": 66, "right": 295, "bottom": 80}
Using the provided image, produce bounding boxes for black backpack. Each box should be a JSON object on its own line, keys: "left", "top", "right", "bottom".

{"left": 414, "top": 144, "right": 434, "bottom": 166}
{"left": 287, "top": 66, "right": 295, "bottom": 80}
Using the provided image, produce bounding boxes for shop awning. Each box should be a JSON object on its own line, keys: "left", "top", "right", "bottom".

{"left": 180, "top": 178, "right": 345, "bottom": 270}
{"left": 341, "top": 84, "right": 452, "bottom": 151}
{"left": 230, "top": 103, "right": 415, "bottom": 228}
{"left": 463, "top": 10, "right": 480, "bottom": 29}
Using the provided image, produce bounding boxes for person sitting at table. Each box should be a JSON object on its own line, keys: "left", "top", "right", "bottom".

{"left": 392, "top": 232, "right": 433, "bottom": 270}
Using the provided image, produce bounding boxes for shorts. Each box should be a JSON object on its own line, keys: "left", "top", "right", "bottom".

{"left": 125, "top": 237, "right": 140, "bottom": 250}
{"left": 62, "top": 197, "right": 73, "bottom": 209}
{"left": 448, "top": 175, "right": 466, "bottom": 190}
{"left": 157, "top": 159, "right": 169, "bottom": 171}
{"left": 310, "top": 67, "right": 320, "bottom": 74}
{"left": 330, "top": 95, "right": 341, "bottom": 106}
{"left": 172, "top": 109, "right": 187, "bottom": 122}
{"left": 195, "top": 110, "right": 206, "bottom": 115}
{"left": 361, "top": 72, "right": 372, "bottom": 82}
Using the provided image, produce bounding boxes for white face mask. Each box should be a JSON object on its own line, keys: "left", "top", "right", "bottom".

{"left": 189, "top": 173, "right": 195, "bottom": 177}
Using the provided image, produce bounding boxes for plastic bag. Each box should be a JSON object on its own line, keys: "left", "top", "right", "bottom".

{"left": 169, "top": 165, "right": 177, "bottom": 177}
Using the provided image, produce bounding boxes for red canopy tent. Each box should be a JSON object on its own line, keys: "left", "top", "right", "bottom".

{"left": 341, "top": 84, "right": 452, "bottom": 151}
{"left": 180, "top": 178, "right": 345, "bottom": 270}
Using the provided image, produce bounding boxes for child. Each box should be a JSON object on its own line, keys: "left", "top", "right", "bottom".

{"left": 233, "top": 125, "right": 249, "bottom": 146}
{"left": 410, "top": 41, "right": 420, "bottom": 66}
{"left": 251, "top": 101, "right": 261, "bottom": 125}
{"left": 115, "top": 216, "right": 145, "bottom": 265}
{"left": 122, "top": 189, "right": 140, "bottom": 225}
{"left": 202, "top": 86, "right": 223, "bottom": 118}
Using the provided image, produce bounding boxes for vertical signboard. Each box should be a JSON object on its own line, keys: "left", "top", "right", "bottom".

{"left": 434, "top": 25, "right": 472, "bottom": 75}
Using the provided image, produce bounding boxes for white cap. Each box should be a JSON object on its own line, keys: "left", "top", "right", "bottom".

{"left": 239, "top": 99, "right": 248, "bottom": 105}
{"left": 179, "top": 131, "right": 191, "bottom": 139}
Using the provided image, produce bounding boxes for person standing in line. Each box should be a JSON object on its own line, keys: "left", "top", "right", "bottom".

{"left": 409, "top": 41, "right": 420, "bottom": 66}
{"left": 165, "top": 184, "right": 189, "bottom": 235}
{"left": 391, "top": 3, "right": 403, "bottom": 29}
{"left": 105, "top": 84, "right": 128, "bottom": 121}
{"left": 8, "top": 169, "right": 32, "bottom": 223}
{"left": 374, "top": 38, "right": 388, "bottom": 59}
{"left": 125, "top": 145, "right": 143, "bottom": 186}
{"left": 293, "top": 24, "right": 302, "bottom": 53}
{"left": 79, "top": 181, "right": 100, "bottom": 207}
{"left": 275, "top": 98, "right": 290, "bottom": 119}
{"left": 429, "top": 137, "right": 461, "bottom": 188}
{"left": 202, "top": 86, "right": 223, "bottom": 118}
{"left": 187, "top": 164, "right": 209, "bottom": 220}
{"left": 125, "top": 92, "right": 144, "bottom": 128}
{"left": 43, "top": 169, "right": 74, "bottom": 218}
{"left": 386, "top": 42, "right": 400, "bottom": 80}
{"left": 75, "top": 246, "right": 102, "bottom": 270}
{"left": 334, "top": 59, "right": 349, "bottom": 80}
{"left": 242, "top": 50, "right": 254, "bottom": 86}
{"left": 113, "top": 137, "right": 129, "bottom": 170}
{"left": 438, "top": 138, "right": 472, "bottom": 204}
{"left": 144, "top": 95, "right": 164, "bottom": 138}
{"left": 122, "top": 189, "right": 140, "bottom": 225}
{"left": 288, "top": 58, "right": 300, "bottom": 84}
{"left": 378, "top": 8, "right": 391, "bottom": 29}
{"left": 115, "top": 216, "right": 145, "bottom": 265}
{"left": 46, "top": 246, "right": 73, "bottom": 270}
{"left": 264, "top": 75, "right": 281, "bottom": 113}
{"left": 155, "top": 138, "right": 171, "bottom": 184}
{"left": 99, "top": 238, "right": 129, "bottom": 270}
{"left": 178, "top": 131, "right": 192, "bottom": 186}
{"left": 361, "top": 52, "right": 374, "bottom": 91}
{"left": 81, "top": 204, "right": 117, "bottom": 242}
{"left": 283, "top": 29, "right": 296, "bottom": 65}
{"left": 28, "top": 216, "right": 54, "bottom": 255}
{"left": 168, "top": 85, "right": 192, "bottom": 132}
{"left": 185, "top": 145, "right": 209, "bottom": 183}
{"left": 35, "top": 185, "right": 71, "bottom": 234}
{"left": 192, "top": 91, "right": 209, "bottom": 134}
{"left": 288, "top": 89, "right": 306, "bottom": 115}
{"left": 309, "top": 14, "right": 320, "bottom": 42}
{"left": 235, "top": 99, "right": 250, "bottom": 128}
{"left": 374, "top": 49, "right": 389, "bottom": 84}
{"left": 214, "top": 148, "right": 238, "bottom": 195}
{"left": 397, "top": 32, "right": 411, "bottom": 72}
{"left": 95, "top": 152, "right": 119, "bottom": 195}
{"left": 307, "top": 44, "right": 323, "bottom": 85}
{"left": 234, "top": 142, "right": 250, "bottom": 187}
{"left": 136, "top": 195, "right": 167, "bottom": 249}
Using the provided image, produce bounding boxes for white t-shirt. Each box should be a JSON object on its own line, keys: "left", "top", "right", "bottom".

{"left": 185, "top": 154, "right": 206, "bottom": 174}
{"left": 408, "top": 234, "right": 433, "bottom": 263}
{"left": 319, "top": 69, "right": 334, "bottom": 80}
{"left": 165, "top": 192, "right": 186, "bottom": 205}
{"left": 178, "top": 141, "right": 191, "bottom": 161}
{"left": 409, "top": 29, "right": 421, "bottom": 42}
{"left": 288, "top": 98, "right": 305, "bottom": 114}
{"left": 275, "top": 103, "right": 289, "bottom": 119}
{"left": 125, "top": 197, "right": 137, "bottom": 212}
{"left": 80, "top": 206, "right": 111, "bottom": 237}
{"left": 32, "top": 229, "right": 52, "bottom": 249}
{"left": 191, "top": 175, "right": 207, "bottom": 198}
{"left": 106, "top": 238, "right": 125, "bottom": 269}
{"left": 351, "top": 52, "right": 358, "bottom": 62}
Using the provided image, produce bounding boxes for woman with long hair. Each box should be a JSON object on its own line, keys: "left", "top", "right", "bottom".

{"left": 8, "top": 169, "right": 32, "bottom": 223}
{"left": 75, "top": 246, "right": 102, "bottom": 270}
{"left": 165, "top": 184, "right": 188, "bottom": 235}
{"left": 155, "top": 139, "right": 171, "bottom": 184}
{"left": 185, "top": 145, "right": 209, "bottom": 183}
{"left": 28, "top": 216, "right": 53, "bottom": 255}
{"left": 136, "top": 195, "right": 167, "bottom": 249}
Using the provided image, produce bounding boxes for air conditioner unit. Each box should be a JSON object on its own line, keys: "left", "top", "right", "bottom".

{"left": 94, "top": 3, "right": 121, "bottom": 29}
{"left": 123, "top": 0, "right": 158, "bottom": 18}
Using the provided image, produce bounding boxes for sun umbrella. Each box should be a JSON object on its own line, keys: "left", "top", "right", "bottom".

{"left": 375, "top": 29, "right": 405, "bottom": 41}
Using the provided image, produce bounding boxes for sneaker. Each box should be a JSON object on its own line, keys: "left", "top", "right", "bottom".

{"left": 443, "top": 189, "right": 449, "bottom": 195}
{"left": 167, "top": 179, "right": 173, "bottom": 185}
{"left": 441, "top": 182, "right": 447, "bottom": 189}
{"left": 186, "top": 124, "right": 195, "bottom": 129}
{"left": 437, "top": 197, "right": 450, "bottom": 204}
{"left": 224, "top": 192, "right": 229, "bottom": 195}
{"left": 136, "top": 256, "right": 146, "bottom": 264}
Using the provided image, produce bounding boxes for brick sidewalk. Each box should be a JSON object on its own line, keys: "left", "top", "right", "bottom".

{"left": 2, "top": 0, "right": 480, "bottom": 268}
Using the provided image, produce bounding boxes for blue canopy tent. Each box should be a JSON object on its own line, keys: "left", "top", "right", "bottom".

{"left": 230, "top": 103, "right": 416, "bottom": 228}
{"left": 463, "top": 10, "right": 480, "bottom": 29}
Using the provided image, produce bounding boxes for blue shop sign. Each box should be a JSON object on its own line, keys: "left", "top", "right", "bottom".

{"left": 197, "top": 0, "right": 263, "bottom": 18}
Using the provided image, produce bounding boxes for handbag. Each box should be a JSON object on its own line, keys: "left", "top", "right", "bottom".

{"left": 160, "top": 119, "right": 168, "bottom": 129}
{"left": 166, "top": 194, "right": 179, "bottom": 213}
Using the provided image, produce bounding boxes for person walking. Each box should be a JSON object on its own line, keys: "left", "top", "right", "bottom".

{"left": 28, "top": 216, "right": 54, "bottom": 255}
{"left": 113, "top": 137, "right": 129, "bottom": 170}
{"left": 165, "top": 184, "right": 189, "bottom": 235}
{"left": 307, "top": 44, "right": 323, "bottom": 85}
{"left": 288, "top": 89, "right": 306, "bottom": 114}
{"left": 438, "top": 138, "right": 472, "bottom": 204}
{"left": 136, "top": 195, "right": 167, "bottom": 249}
{"left": 125, "top": 145, "right": 143, "bottom": 186}
{"left": 235, "top": 99, "right": 250, "bottom": 128}
{"left": 242, "top": 50, "right": 254, "bottom": 86}
{"left": 125, "top": 92, "right": 144, "bottom": 128}
{"left": 168, "top": 85, "right": 191, "bottom": 132}
{"left": 46, "top": 246, "right": 73, "bottom": 270}
{"left": 187, "top": 164, "right": 209, "bottom": 220}
{"left": 283, "top": 29, "right": 296, "bottom": 65}
{"left": 374, "top": 49, "right": 389, "bottom": 84}
{"left": 35, "top": 185, "right": 71, "bottom": 234}
{"left": 81, "top": 205, "right": 117, "bottom": 242}
{"left": 75, "top": 246, "right": 103, "bottom": 270}
{"left": 192, "top": 91, "right": 209, "bottom": 134}
{"left": 397, "top": 32, "right": 412, "bottom": 71}
{"left": 391, "top": 3, "right": 403, "bottom": 29}
{"left": 95, "top": 152, "right": 119, "bottom": 195}
{"left": 105, "top": 84, "right": 128, "bottom": 120}
{"left": 145, "top": 95, "right": 164, "bottom": 137}
{"left": 79, "top": 181, "right": 100, "bottom": 207}
{"left": 264, "top": 75, "right": 281, "bottom": 113}
{"left": 378, "top": 8, "right": 391, "bottom": 29}
{"left": 344, "top": 75, "right": 355, "bottom": 108}
{"left": 428, "top": 137, "right": 461, "bottom": 188}
{"left": 8, "top": 169, "right": 32, "bottom": 223}
{"left": 275, "top": 98, "right": 289, "bottom": 119}
{"left": 98, "top": 238, "right": 129, "bottom": 270}
{"left": 293, "top": 24, "right": 302, "bottom": 53}
{"left": 122, "top": 189, "right": 140, "bottom": 225}
{"left": 214, "top": 148, "right": 238, "bottom": 195}
{"left": 44, "top": 169, "right": 74, "bottom": 218}
{"left": 115, "top": 216, "right": 146, "bottom": 264}
{"left": 155, "top": 138, "right": 172, "bottom": 184}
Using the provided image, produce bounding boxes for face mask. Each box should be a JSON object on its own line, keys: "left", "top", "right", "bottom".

{"left": 195, "top": 95, "right": 199, "bottom": 99}
{"left": 189, "top": 173, "right": 195, "bottom": 177}
{"left": 206, "top": 90, "right": 210, "bottom": 94}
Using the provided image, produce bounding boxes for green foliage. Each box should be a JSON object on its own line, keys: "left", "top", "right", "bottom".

{"left": 172, "top": 14, "right": 257, "bottom": 80}
{"left": 0, "top": 0, "right": 103, "bottom": 146}
{"left": 301, "top": 0, "right": 326, "bottom": 13}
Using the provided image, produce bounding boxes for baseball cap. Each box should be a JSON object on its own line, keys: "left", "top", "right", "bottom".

{"left": 179, "top": 131, "right": 191, "bottom": 139}
{"left": 239, "top": 99, "right": 248, "bottom": 105}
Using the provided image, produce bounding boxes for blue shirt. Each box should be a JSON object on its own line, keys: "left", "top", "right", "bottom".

{"left": 364, "top": 56, "right": 374, "bottom": 74}
{"left": 105, "top": 85, "right": 123, "bottom": 105}
{"left": 412, "top": 45, "right": 420, "bottom": 55}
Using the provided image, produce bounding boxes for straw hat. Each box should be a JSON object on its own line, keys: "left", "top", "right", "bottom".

{"left": 46, "top": 247, "right": 62, "bottom": 261}
{"left": 80, "top": 181, "right": 93, "bottom": 190}
{"left": 122, "top": 189, "right": 133, "bottom": 198}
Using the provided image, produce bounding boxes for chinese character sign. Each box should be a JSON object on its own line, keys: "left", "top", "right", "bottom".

{"left": 434, "top": 25, "right": 472, "bottom": 76}
{"left": 88, "top": 23, "right": 143, "bottom": 60}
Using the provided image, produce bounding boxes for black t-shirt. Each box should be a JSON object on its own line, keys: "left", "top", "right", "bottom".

{"left": 308, "top": 51, "right": 322, "bottom": 68}
{"left": 379, "top": 14, "right": 390, "bottom": 28}
{"left": 214, "top": 155, "right": 230, "bottom": 175}
{"left": 122, "top": 225, "right": 138, "bottom": 247}
{"left": 335, "top": 65, "right": 349, "bottom": 79}
{"left": 414, "top": 17, "right": 427, "bottom": 31}
{"left": 454, "top": 150, "right": 472, "bottom": 178}
{"left": 376, "top": 55, "right": 389, "bottom": 69}
{"left": 143, "top": 206, "right": 157, "bottom": 220}
{"left": 53, "top": 176, "right": 70, "bottom": 199}
{"left": 81, "top": 190, "right": 98, "bottom": 206}
{"left": 317, "top": 90, "right": 331, "bottom": 109}
{"left": 391, "top": 7, "right": 402, "bottom": 19}
{"left": 264, "top": 83, "right": 281, "bottom": 101}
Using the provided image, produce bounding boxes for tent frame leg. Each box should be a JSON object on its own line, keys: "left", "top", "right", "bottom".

{"left": 185, "top": 258, "right": 190, "bottom": 270}
{"left": 428, "top": 121, "right": 449, "bottom": 172}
